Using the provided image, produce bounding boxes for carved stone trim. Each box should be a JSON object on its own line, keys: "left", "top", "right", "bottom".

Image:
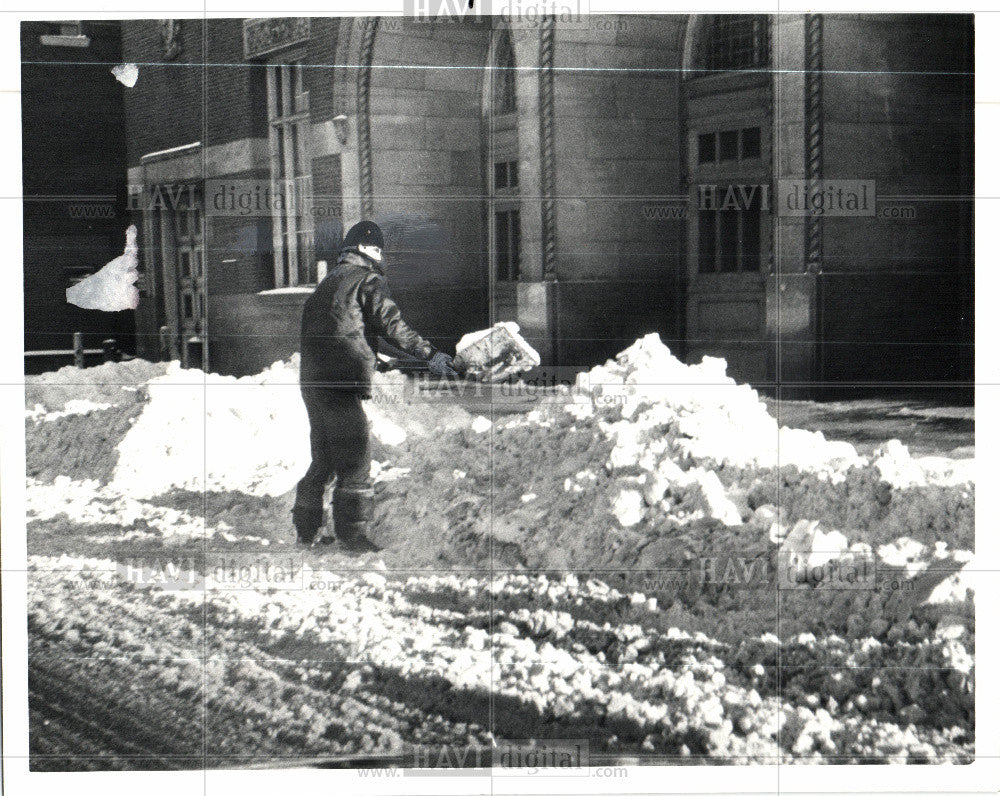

{"left": 243, "top": 18, "right": 310, "bottom": 60}
{"left": 804, "top": 14, "right": 823, "bottom": 272}
{"left": 538, "top": 16, "right": 557, "bottom": 282}
{"left": 357, "top": 18, "right": 378, "bottom": 219}
{"left": 161, "top": 20, "right": 183, "bottom": 61}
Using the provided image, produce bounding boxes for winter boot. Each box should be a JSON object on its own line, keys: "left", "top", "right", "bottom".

{"left": 336, "top": 521, "right": 382, "bottom": 553}
{"left": 333, "top": 487, "right": 381, "bottom": 553}
{"left": 292, "top": 506, "right": 324, "bottom": 545}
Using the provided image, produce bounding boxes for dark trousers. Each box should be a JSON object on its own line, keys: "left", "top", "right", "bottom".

{"left": 294, "top": 386, "right": 372, "bottom": 535}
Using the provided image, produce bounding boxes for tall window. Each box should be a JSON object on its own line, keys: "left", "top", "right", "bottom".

{"left": 698, "top": 185, "right": 762, "bottom": 274}
{"left": 702, "top": 15, "right": 770, "bottom": 72}
{"left": 267, "top": 58, "right": 315, "bottom": 286}
{"left": 495, "top": 209, "right": 521, "bottom": 282}
{"left": 488, "top": 30, "right": 520, "bottom": 285}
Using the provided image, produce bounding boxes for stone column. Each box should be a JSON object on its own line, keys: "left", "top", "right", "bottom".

{"left": 767, "top": 13, "right": 820, "bottom": 395}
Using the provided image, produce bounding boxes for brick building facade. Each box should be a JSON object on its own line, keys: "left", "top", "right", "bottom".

{"left": 21, "top": 21, "right": 134, "bottom": 372}
{"left": 120, "top": 15, "right": 973, "bottom": 391}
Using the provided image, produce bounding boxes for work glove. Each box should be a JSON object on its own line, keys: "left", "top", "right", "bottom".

{"left": 428, "top": 351, "right": 458, "bottom": 377}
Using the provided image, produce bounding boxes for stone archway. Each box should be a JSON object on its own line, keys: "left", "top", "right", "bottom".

{"left": 681, "top": 14, "right": 778, "bottom": 384}
{"left": 355, "top": 20, "right": 495, "bottom": 345}
{"left": 337, "top": 18, "right": 546, "bottom": 350}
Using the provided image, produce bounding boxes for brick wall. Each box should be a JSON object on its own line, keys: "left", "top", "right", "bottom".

{"left": 121, "top": 21, "right": 205, "bottom": 167}
{"left": 206, "top": 20, "right": 269, "bottom": 146}
{"left": 121, "top": 20, "right": 265, "bottom": 166}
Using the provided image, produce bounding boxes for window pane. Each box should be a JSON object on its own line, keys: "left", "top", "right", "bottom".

{"left": 719, "top": 130, "right": 738, "bottom": 161}
{"left": 719, "top": 207, "right": 739, "bottom": 272}
{"left": 280, "top": 63, "right": 291, "bottom": 117}
{"left": 291, "top": 123, "right": 311, "bottom": 178}
{"left": 297, "top": 232, "right": 312, "bottom": 284}
{"left": 182, "top": 294, "right": 193, "bottom": 318}
{"left": 272, "top": 65, "right": 284, "bottom": 119}
{"left": 706, "top": 15, "right": 771, "bottom": 72}
{"left": 194, "top": 250, "right": 202, "bottom": 277}
{"left": 293, "top": 62, "right": 308, "bottom": 114}
{"left": 698, "top": 133, "right": 715, "bottom": 164}
{"left": 741, "top": 193, "right": 761, "bottom": 272}
{"left": 698, "top": 209, "right": 716, "bottom": 273}
{"left": 275, "top": 127, "right": 286, "bottom": 180}
{"left": 284, "top": 180, "right": 296, "bottom": 224}
{"left": 510, "top": 209, "right": 521, "bottom": 281}
{"left": 741, "top": 127, "right": 761, "bottom": 159}
{"left": 508, "top": 161, "right": 518, "bottom": 188}
{"left": 496, "top": 210, "right": 510, "bottom": 281}
{"left": 282, "top": 237, "right": 290, "bottom": 285}
{"left": 180, "top": 251, "right": 190, "bottom": 278}
{"left": 494, "top": 161, "right": 507, "bottom": 190}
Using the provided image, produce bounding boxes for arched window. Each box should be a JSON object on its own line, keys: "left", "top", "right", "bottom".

{"left": 492, "top": 31, "right": 517, "bottom": 116}
{"left": 485, "top": 29, "right": 520, "bottom": 288}
{"left": 694, "top": 15, "right": 770, "bottom": 73}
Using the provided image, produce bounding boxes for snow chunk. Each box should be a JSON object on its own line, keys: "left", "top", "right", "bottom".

{"left": 780, "top": 520, "right": 849, "bottom": 581}
{"left": 454, "top": 322, "right": 540, "bottom": 382}
{"left": 471, "top": 415, "right": 492, "bottom": 434}
{"left": 111, "top": 63, "right": 139, "bottom": 87}
{"left": 877, "top": 537, "right": 928, "bottom": 576}
{"left": 67, "top": 225, "right": 140, "bottom": 311}
{"left": 611, "top": 489, "right": 644, "bottom": 527}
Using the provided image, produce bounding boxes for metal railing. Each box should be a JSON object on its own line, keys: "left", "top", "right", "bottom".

{"left": 24, "top": 332, "right": 126, "bottom": 368}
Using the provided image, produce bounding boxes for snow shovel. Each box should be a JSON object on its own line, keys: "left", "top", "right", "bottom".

{"left": 375, "top": 339, "right": 461, "bottom": 377}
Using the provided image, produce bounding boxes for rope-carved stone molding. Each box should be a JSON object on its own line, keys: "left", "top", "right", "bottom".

{"left": 539, "top": 15, "right": 557, "bottom": 282}
{"left": 357, "top": 18, "right": 378, "bottom": 220}
{"left": 804, "top": 13, "right": 823, "bottom": 272}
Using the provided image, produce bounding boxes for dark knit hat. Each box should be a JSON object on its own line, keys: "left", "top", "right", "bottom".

{"left": 341, "top": 221, "right": 384, "bottom": 251}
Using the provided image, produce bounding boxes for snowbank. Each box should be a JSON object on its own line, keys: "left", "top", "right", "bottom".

{"left": 574, "top": 334, "right": 971, "bottom": 487}
{"left": 25, "top": 359, "right": 168, "bottom": 412}
{"left": 110, "top": 355, "right": 473, "bottom": 498}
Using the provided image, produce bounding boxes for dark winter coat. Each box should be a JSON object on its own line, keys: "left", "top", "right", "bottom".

{"left": 299, "top": 249, "right": 435, "bottom": 396}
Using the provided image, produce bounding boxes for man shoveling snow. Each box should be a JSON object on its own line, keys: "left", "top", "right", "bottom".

{"left": 293, "top": 221, "right": 457, "bottom": 551}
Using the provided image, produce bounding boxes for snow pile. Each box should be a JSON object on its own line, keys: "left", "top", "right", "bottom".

{"left": 642, "top": 459, "right": 744, "bottom": 526}
{"left": 574, "top": 334, "right": 971, "bottom": 487}
{"left": 872, "top": 440, "right": 976, "bottom": 489}
{"left": 25, "top": 358, "right": 168, "bottom": 412}
{"left": 110, "top": 355, "right": 472, "bottom": 498}
{"left": 778, "top": 519, "right": 850, "bottom": 581}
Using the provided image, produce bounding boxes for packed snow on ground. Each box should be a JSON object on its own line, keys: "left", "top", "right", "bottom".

{"left": 29, "top": 551, "right": 974, "bottom": 763}
{"left": 24, "top": 333, "right": 976, "bottom": 764}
